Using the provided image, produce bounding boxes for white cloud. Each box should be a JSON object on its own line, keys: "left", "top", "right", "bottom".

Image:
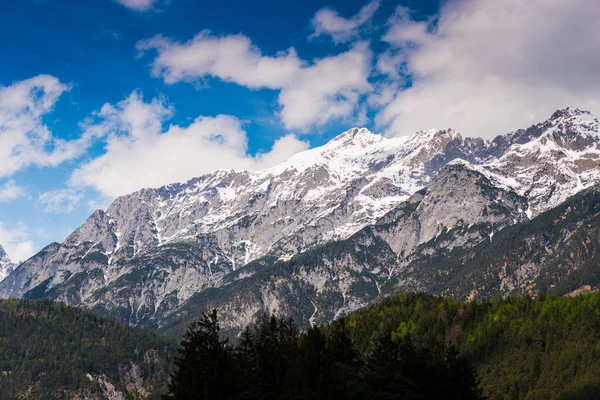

{"left": 38, "top": 189, "right": 84, "bottom": 213}
{"left": 376, "top": 0, "right": 600, "bottom": 138}
{"left": 70, "top": 91, "right": 310, "bottom": 197}
{"left": 278, "top": 42, "right": 372, "bottom": 130}
{"left": 0, "top": 180, "right": 27, "bottom": 202}
{"left": 253, "top": 134, "right": 311, "bottom": 167}
{"left": 137, "top": 32, "right": 304, "bottom": 88}
{"left": 0, "top": 222, "right": 35, "bottom": 263}
{"left": 0, "top": 75, "right": 97, "bottom": 177}
{"left": 310, "top": 0, "right": 380, "bottom": 44}
{"left": 113, "top": 0, "right": 158, "bottom": 12}
{"left": 137, "top": 33, "right": 372, "bottom": 131}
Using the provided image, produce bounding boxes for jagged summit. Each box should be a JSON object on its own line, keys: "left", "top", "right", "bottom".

{"left": 545, "top": 107, "right": 597, "bottom": 133}
{"left": 410, "top": 128, "right": 462, "bottom": 141}
{"left": 550, "top": 106, "right": 594, "bottom": 121}
{"left": 0, "top": 245, "right": 9, "bottom": 260}
{"left": 327, "top": 127, "right": 382, "bottom": 147}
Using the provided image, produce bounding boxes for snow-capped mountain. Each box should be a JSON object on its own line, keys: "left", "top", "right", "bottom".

{"left": 1, "top": 107, "right": 599, "bottom": 332}
{"left": 475, "top": 107, "right": 600, "bottom": 215}
{"left": 0, "top": 245, "right": 16, "bottom": 283}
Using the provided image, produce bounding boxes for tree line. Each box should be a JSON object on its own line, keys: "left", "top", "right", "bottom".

{"left": 165, "top": 309, "right": 482, "bottom": 399}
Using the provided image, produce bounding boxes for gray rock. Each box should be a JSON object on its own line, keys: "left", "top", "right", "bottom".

{"left": 1, "top": 108, "right": 599, "bottom": 333}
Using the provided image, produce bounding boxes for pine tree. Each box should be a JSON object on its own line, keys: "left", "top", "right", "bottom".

{"left": 363, "top": 333, "right": 416, "bottom": 400}
{"left": 253, "top": 315, "right": 281, "bottom": 398}
{"left": 328, "top": 319, "right": 361, "bottom": 367}
{"left": 327, "top": 319, "right": 365, "bottom": 399}
{"left": 298, "top": 326, "right": 331, "bottom": 399}
{"left": 165, "top": 309, "right": 232, "bottom": 400}
{"left": 444, "top": 346, "right": 482, "bottom": 400}
{"left": 234, "top": 326, "right": 257, "bottom": 400}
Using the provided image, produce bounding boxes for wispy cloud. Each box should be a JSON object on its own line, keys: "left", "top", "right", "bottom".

{"left": 0, "top": 75, "right": 99, "bottom": 178}
{"left": 0, "top": 180, "right": 27, "bottom": 202}
{"left": 38, "top": 189, "right": 83, "bottom": 213}
{"left": 113, "top": 0, "right": 159, "bottom": 12}
{"left": 0, "top": 222, "right": 34, "bottom": 263}
{"left": 309, "top": 0, "right": 380, "bottom": 44}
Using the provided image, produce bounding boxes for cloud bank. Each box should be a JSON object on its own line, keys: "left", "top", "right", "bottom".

{"left": 137, "top": 33, "right": 372, "bottom": 131}
{"left": 375, "top": 0, "right": 600, "bottom": 138}
{"left": 70, "top": 91, "right": 310, "bottom": 197}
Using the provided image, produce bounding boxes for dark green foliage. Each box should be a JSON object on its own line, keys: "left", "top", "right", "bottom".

{"left": 0, "top": 299, "right": 175, "bottom": 400}
{"left": 343, "top": 292, "right": 600, "bottom": 400}
{"left": 165, "top": 310, "right": 482, "bottom": 400}
{"left": 4, "top": 293, "right": 600, "bottom": 400}
{"left": 165, "top": 310, "right": 234, "bottom": 399}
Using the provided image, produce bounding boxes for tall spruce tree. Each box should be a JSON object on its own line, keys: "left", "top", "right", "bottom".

{"left": 234, "top": 326, "right": 257, "bottom": 400}
{"left": 327, "top": 319, "right": 365, "bottom": 399}
{"left": 298, "top": 326, "right": 331, "bottom": 399}
{"left": 363, "top": 333, "right": 417, "bottom": 400}
{"left": 165, "top": 309, "right": 233, "bottom": 400}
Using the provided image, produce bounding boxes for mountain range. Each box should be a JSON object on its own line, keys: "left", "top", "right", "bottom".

{"left": 1, "top": 106, "right": 599, "bottom": 335}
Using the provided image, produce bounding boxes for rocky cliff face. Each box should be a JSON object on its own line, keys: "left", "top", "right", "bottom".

{"left": 2, "top": 107, "right": 599, "bottom": 334}
{"left": 387, "top": 184, "right": 600, "bottom": 300}
{"left": 0, "top": 245, "right": 16, "bottom": 283}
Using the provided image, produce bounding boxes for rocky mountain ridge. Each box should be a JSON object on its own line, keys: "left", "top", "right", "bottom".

{"left": 0, "top": 245, "right": 16, "bottom": 282}
{"left": 1, "top": 107, "right": 599, "bottom": 333}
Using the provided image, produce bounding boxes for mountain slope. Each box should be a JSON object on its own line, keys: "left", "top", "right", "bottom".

{"left": 0, "top": 299, "right": 174, "bottom": 400}
{"left": 389, "top": 183, "right": 600, "bottom": 300}
{"left": 339, "top": 292, "right": 600, "bottom": 400}
{"left": 1, "top": 107, "right": 599, "bottom": 333}
{"left": 160, "top": 179, "right": 600, "bottom": 337}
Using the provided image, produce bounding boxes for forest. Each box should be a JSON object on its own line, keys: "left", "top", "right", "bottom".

{"left": 166, "top": 309, "right": 481, "bottom": 399}
{"left": 0, "top": 299, "right": 175, "bottom": 399}
{"left": 166, "top": 293, "right": 600, "bottom": 400}
{"left": 1, "top": 294, "right": 600, "bottom": 399}
{"left": 341, "top": 293, "right": 600, "bottom": 400}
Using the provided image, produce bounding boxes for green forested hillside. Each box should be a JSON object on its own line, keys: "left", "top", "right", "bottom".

{"left": 2, "top": 295, "right": 600, "bottom": 400}
{"left": 339, "top": 293, "right": 600, "bottom": 400}
{"left": 0, "top": 299, "right": 175, "bottom": 400}
{"left": 163, "top": 293, "right": 600, "bottom": 400}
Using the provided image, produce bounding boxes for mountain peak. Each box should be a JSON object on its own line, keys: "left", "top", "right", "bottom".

{"left": 409, "top": 128, "right": 462, "bottom": 142}
{"left": 550, "top": 107, "right": 593, "bottom": 121}
{"left": 328, "top": 127, "right": 382, "bottom": 147}
{"left": 5, "top": 107, "right": 600, "bottom": 333}
{"left": 539, "top": 107, "right": 599, "bottom": 148}
{"left": 0, "top": 245, "right": 14, "bottom": 282}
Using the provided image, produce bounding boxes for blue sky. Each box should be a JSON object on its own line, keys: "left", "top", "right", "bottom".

{"left": 0, "top": 0, "right": 598, "bottom": 261}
